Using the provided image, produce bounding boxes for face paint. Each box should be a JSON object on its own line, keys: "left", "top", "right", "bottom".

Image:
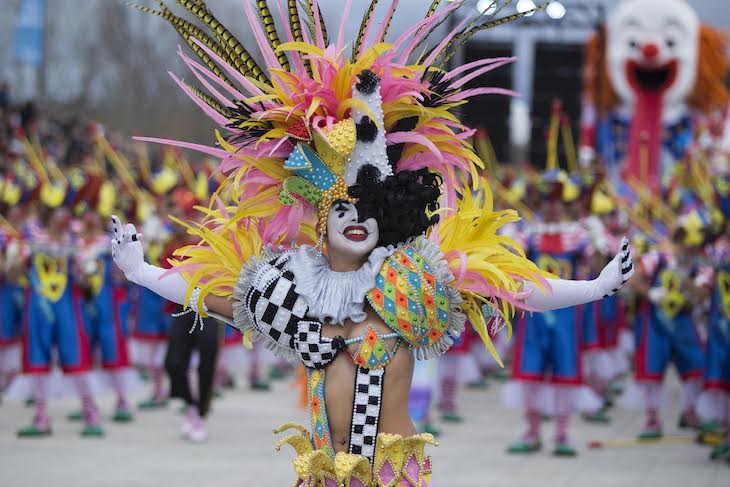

{"left": 326, "top": 200, "right": 379, "bottom": 264}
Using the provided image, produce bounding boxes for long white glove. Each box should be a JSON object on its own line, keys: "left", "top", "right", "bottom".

{"left": 522, "top": 237, "right": 634, "bottom": 312}
{"left": 110, "top": 215, "right": 188, "bottom": 306}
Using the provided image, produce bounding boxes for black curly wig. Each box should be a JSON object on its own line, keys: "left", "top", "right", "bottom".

{"left": 348, "top": 168, "right": 441, "bottom": 247}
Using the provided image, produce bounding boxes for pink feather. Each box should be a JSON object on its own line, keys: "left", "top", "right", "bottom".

{"left": 423, "top": 14, "right": 470, "bottom": 67}
{"left": 311, "top": 0, "right": 326, "bottom": 48}
{"left": 133, "top": 136, "right": 231, "bottom": 159}
{"left": 274, "top": 0, "right": 307, "bottom": 73}
{"left": 178, "top": 48, "right": 236, "bottom": 108}
{"left": 386, "top": 132, "right": 442, "bottom": 159}
{"left": 444, "top": 87, "right": 518, "bottom": 103}
{"left": 242, "top": 0, "right": 284, "bottom": 72}
{"left": 336, "top": 0, "right": 354, "bottom": 54}
{"left": 396, "top": 2, "right": 458, "bottom": 64}
{"left": 450, "top": 58, "right": 515, "bottom": 89}
{"left": 188, "top": 38, "right": 259, "bottom": 96}
{"left": 168, "top": 72, "right": 230, "bottom": 125}
{"left": 178, "top": 46, "right": 246, "bottom": 100}
{"left": 443, "top": 56, "right": 514, "bottom": 82}
{"left": 373, "top": 0, "right": 400, "bottom": 44}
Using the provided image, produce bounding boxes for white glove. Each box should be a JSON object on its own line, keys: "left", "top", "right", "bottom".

{"left": 523, "top": 237, "right": 634, "bottom": 312}
{"left": 110, "top": 215, "right": 188, "bottom": 306}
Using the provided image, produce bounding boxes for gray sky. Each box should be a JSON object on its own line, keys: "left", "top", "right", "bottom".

{"left": 1, "top": 1, "right": 727, "bottom": 115}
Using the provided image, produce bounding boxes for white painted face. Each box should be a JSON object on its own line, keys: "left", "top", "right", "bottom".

{"left": 326, "top": 200, "right": 379, "bottom": 263}
{"left": 607, "top": 0, "right": 699, "bottom": 110}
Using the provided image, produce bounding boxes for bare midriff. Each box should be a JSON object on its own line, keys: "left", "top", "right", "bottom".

{"left": 321, "top": 304, "right": 416, "bottom": 453}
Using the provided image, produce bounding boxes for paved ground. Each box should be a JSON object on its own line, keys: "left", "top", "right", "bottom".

{"left": 0, "top": 370, "right": 727, "bottom": 487}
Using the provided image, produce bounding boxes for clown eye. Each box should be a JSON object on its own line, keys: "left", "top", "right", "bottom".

{"left": 628, "top": 39, "right": 638, "bottom": 49}
{"left": 665, "top": 38, "right": 675, "bottom": 49}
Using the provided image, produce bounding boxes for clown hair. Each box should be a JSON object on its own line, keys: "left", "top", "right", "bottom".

{"left": 349, "top": 169, "right": 441, "bottom": 247}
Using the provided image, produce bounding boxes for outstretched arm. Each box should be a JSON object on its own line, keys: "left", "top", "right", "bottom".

{"left": 110, "top": 215, "right": 234, "bottom": 321}
{"left": 522, "top": 237, "right": 634, "bottom": 312}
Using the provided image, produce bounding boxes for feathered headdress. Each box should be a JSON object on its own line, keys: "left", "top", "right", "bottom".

{"left": 130, "top": 0, "right": 543, "bottom": 226}
{"left": 130, "top": 0, "right": 550, "bottom": 362}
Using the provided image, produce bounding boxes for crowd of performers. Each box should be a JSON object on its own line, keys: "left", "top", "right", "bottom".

{"left": 405, "top": 102, "right": 730, "bottom": 462}
{"left": 0, "top": 97, "right": 279, "bottom": 442}
{"left": 2, "top": 99, "right": 729, "bottom": 462}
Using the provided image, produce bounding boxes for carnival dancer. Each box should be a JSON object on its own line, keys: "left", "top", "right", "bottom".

{"left": 0, "top": 206, "right": 27, "bottom": 396}
{"left": 628, "top": 213, "right": 708, "bottom": 439}
{"left": 18, "top": 205, "right": 102, "bottom": 437}
{"left": 78, "top": 212, "right": 135, "bottom": 422}
{"left": 115, "top": 1, "right": 634, "bottom": 482}
{"left": 698, "top": 208, "right": 730, "bottom": 460}
{"left": 129, "top": 204, "right": 172, "bottom": 410}
{"left": 580, "top": 189, "right": 629, "bottom": 423}
{"left": 505, "top": 170, "right": 603, "bottom": 456}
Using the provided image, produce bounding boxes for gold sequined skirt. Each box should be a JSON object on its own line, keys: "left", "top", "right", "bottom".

{"left": 275, "top": 423, "right": 435, "bottom": 487}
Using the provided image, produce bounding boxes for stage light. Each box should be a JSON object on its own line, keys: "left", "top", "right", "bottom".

{"left": 546, "top": 1, "right": 567, "bottom": 19}
{"left": 516, "top": 0, "right": 537, "bottom": 17}
{"left": 477, "top": 0, "right": 497, "bottom": 15}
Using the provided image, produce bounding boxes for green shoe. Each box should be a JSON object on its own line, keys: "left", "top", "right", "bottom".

{"left": 507, "top": 439, "right": 542, "bottom": 454}
{"left": 441, "top": 412, "right": 463, "bottom": 423}
{"left": 608, "top": 382, "right": 624, "bottom": 396}
{"left": 137, "top": 398, "right": 168, "bottom": 410}
{"left": 466, "top": 378, "right": 489, "bottom": 390}
{"left": 81, "top": 425, "right": 105, "bottom": 437}
{"left": 492, "top": 369, "right": 510, "bottom": 382}
{"left": 700, "top": 421, "right": 723, "bottom": 433}
{"left": 638, "top": 428, "right": 663, "bottom": 441}
{"left": 17, "top": 424, "right": 52, "bottom": 437}
{"left": 583, "top": 409, "right": 611, "bottom": 424}
{"left": 112, "top": 409, "right": 134, "bottom": 423}
{"left": 250, "top": 380, "right": 271, "bottom": 391}
{"left": 422, "top": 423, "right": 441, "bottom": 438}
{"left": 710, "top": 442, "right": 730, "bottom": 460}
{"left": 553, "top": 443, "right": 578, "bottom": 457}
{"left": 268, "top": 367, "right": 286, "bottom": 381}
{"left": 24, "top": 397, "right": 35, "bottom": 407}
{"left": 66, "top": 410, "right": 83, "bottom": 422}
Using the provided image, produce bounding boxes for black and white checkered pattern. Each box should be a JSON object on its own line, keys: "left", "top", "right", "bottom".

{"left": 245, "top": 253, "right": 309, "bottom": 352}
{"left": 603, "top": 237, "right": 635, "bottom": 298}
{"left": 295, "top": 321, "right": 343, "bottom": 369}
{"left": 348, "top": 366, "right": 384, "bottom": 463}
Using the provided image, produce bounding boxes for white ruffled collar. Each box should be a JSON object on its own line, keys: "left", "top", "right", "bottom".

{"left": 288, "top": 245, "right": 394, "bottom": 326}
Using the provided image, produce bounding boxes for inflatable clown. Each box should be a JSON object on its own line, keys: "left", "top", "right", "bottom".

{"left": 581, "top": 0, "right": 729, "bottom": 194}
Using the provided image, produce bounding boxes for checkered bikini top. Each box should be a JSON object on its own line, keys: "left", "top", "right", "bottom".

{"left": 295, "top": 320, "right": 401, "bottom": 370}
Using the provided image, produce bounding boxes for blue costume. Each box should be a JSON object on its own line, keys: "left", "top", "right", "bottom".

{"left": 512, "top": 228, "right": 587, "bottom": 385}
{"left": 705, "top": 262, "right": 730, "bottom": 392}
{"left": 24, "top": 239, "right": 92, "bottom": 374}
{"left": 635, "top": 254, "right": 704, "bottom": 382}
{"left": 84, "top": 249, "right": 131, "bottom": 369}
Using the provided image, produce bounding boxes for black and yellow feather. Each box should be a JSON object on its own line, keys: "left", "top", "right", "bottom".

{"left": 173, "top": 0, "right": 270, "bottom": 84}
{"left": 129, "top": 2, "right": 237, "bottom": 88}
{"left": 351, "top": 0, "right": 379, "bottom": 62}
{"left": 256, "top": 0, "right": 290, "bottom": 71}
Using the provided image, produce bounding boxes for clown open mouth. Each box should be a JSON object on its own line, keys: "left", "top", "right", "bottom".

{"left": 344, "top": 226, "right": 369, "bottom": 242}
{"left": 626, "top": 60, "right": 678, "bottom": 93}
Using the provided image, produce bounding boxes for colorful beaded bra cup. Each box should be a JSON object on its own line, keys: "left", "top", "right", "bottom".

{"left": 125, "top": 1, "right": 554, "bottom": 485}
